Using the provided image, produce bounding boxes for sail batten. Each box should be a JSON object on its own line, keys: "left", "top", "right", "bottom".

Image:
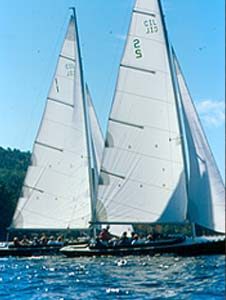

{"left": 34, "top": 141, "right": 63, "bottom": 152}
{"left": 47, "top": 97, "right": 74, "bottom": 108}
{"left": 109, "top": 118, "right": 144, "bottom": 130}
{"left": 120, "top": 63, "right": 156, "bottom": 74}
{"left": 59, "top": 54, "right": 76, "bottom": 62}
{"left": 96, "top": 0, "right": 188, "bottom": 224}
{"left": 133, "top": 9, "right": 156, "bottom": 17}
{"left": 11, "top": 16, "right": 92, "bottom": 230}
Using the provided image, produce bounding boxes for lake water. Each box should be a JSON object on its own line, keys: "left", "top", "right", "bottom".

{"left": 0, "top": 255, "right": 225, "bottom": 299}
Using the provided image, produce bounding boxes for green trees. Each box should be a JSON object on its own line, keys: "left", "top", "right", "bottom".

{"left": 0, "top": 147, "right": 30, "bottom": 240}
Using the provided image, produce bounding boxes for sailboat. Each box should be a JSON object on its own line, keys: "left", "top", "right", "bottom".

{"left": 0, "top": 9, "right": 103, "bottom": 257}
{"left": 61, "top": 0, "right": 225, "bottom": 257}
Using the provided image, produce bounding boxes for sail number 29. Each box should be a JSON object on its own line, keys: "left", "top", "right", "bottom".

{"left": 144, "top": 18, "right": 158, "bottom": 34}
{"left": 133, "top": 39, "right": 142, "bottom": 59}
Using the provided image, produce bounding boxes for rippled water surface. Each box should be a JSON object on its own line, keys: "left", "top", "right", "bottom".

{"left": 0, "top": 255, "right": 225, "bottom": 299}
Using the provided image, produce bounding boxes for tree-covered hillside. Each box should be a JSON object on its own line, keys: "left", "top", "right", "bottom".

{"left": 0, "top": 147, "right": 31, "bottom": 240}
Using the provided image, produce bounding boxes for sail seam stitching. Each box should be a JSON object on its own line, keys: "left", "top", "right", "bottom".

{"left": 128, "top": 33, "right": 165, "bottom": 46}
{"left": 97, "top": 197, "right": 162, "bottom": 217}
{"left": 56, "top": 74, "right": 74, "bottom": 81}
{"left": 116, "top": 90, "right": 174, "bottom": 105}
{"left": 99, "top": 172, "right": 172, "bottom": 191}
{"left": 43, "top": 117, "right": 84, "bottom": 135}
{"left": 123, "top": 177, "right": 171, "bottom": 191}
{"left": 108, "top": 145, "right": 183, "bottom": 165}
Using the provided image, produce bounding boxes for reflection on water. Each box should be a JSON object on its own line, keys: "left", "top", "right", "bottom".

{"left": 0, "top": 255, "right": 225, "bottom": 299}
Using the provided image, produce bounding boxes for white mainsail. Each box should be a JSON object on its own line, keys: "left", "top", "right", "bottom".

{"left": 96, "top": 0, "right": 188, "bottom": 224}
{"left": 173, "top": 51, "right": 225, "bottom": 233}
{"left": 11, "top": 16, "right": 92, "bottom": 230}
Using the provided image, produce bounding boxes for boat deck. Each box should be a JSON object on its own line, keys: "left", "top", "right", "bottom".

{"left": 61, "top": 236, "right": 225, "bottom": 257}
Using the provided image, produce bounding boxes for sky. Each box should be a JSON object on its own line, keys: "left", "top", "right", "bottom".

{"left": 0, "top": 0, "right": 224, "bottom": 177}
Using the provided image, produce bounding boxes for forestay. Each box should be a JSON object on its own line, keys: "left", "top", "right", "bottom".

{"left": 174, "top": 51, "right": 225, "bottom": 233}
{"left": 11, "top": 16, "right": 92, "bottom": 230}
{"left": 96, "top": 0, "right": 188, "bottom": 224}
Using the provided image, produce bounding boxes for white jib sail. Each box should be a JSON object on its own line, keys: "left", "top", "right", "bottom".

{"left": 86, "top": 85, "right": 104, "bottom": 174}
{"left": 96, "top": 0, "right": 188, "bottom": 224}
{"left": 173, "top": 51, "right": 225, "bottom": 233}
{"left": 11, "top": 16, "right": 92, "bottom": 230}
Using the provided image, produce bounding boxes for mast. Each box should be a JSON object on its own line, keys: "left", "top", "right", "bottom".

{"left": 70, "top": 8, "right": 96, "bottom": 236}
{"left": 157, "top": 0, "right": 190, "bottom": 222}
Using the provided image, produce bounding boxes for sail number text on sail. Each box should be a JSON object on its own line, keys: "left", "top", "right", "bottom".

{"left": 133, "top": 16, "right": 159, "bottom": 59}
{"left": 65, "top": 63, "right": 75, "bottom": 77}
{"left": 144, "top": 18, "right": 158, "bottom": 34}
{"left": 133, "top": 39, "right": 142, "bottom": 59}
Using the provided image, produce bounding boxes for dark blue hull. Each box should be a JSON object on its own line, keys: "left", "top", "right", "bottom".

{"left": 0, "top": 245, "right": 63, "bottom": 257}
{"left": 61, "top": 237, "right": 225, "bottom": 257}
